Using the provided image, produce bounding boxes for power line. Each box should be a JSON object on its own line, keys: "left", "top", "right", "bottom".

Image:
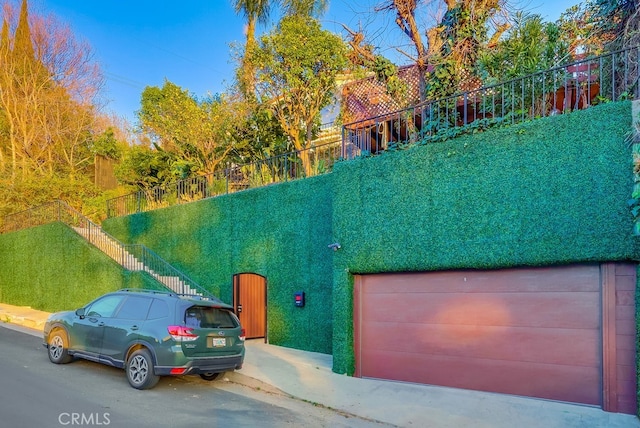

{"left": 104, "top": 72, "right": 145, "bottom": 89}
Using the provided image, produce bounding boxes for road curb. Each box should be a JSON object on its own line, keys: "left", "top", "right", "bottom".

{"left": 0, "top": 321, "right": 42, "bottom": 337}
{"left": 0, "top": 306, "right": 47, "bottom": 331}
{"left": 224, "top": 371, "right": 291, "bottom": 397}
{"left": 223, "top": 370, "right": 387, "bottom": 425}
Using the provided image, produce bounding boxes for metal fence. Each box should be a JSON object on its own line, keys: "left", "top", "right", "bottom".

{"left": 106, "top": 140, "right": 342, "bottom": 218}
{"left": 342, "top": 46, "right": 640, "bottom": 159}
{"left": 107, "top": 46, "right": 640, "bottom": 218}
{"left": 1, "top": 200, "right": 65, "bottom": 233}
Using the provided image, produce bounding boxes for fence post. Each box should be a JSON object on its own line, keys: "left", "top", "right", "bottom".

{"left": 226, "top": 168, "right": 230, "bottom": 195}
{"left": 285, "top": 155, "right": 289, "bottom": 182}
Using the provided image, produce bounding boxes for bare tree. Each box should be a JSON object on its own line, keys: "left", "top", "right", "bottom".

{"left": 0, "top": 0, "right": 103, "bottom": 180}
{"left": 359, "top": 0, "right": 510, "bottom": 100}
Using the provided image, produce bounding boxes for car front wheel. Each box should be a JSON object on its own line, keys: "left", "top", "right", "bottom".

{"left": 126, "top": 349, "right": 159, "bottom": 390}
{"left": 48, "top": 329, "right": 72, "bottom": 364}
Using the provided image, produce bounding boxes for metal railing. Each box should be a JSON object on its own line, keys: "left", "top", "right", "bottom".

{"left": 106, "top": 46, "right": 640, "bottom": 218}
{"left": 1, "top": 200, "right": 65, "bottom": 233}
{"left": 106, "top": 140, "right": 342, "bottom": 218}
{"left": 0, "top": 200, "right": 218, "bottom": 300}
{"left": 342, "top": 46, "right": 640, "bottom": 159}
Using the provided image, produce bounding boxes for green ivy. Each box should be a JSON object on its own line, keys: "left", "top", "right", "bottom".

{"left": 0, "top": 223, "right": 141, "bottom": 311}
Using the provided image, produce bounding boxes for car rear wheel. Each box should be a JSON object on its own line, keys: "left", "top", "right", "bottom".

{"left": 48, "top": 329, "right": 72, "bottom": 364}
{"left": 126, "top": 349, "right": 159, "bottom": 390}
{"left": 200, "top": 372, "right": 222, "bottom": 381}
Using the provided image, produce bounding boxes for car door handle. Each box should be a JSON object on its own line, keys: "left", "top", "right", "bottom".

{"left": 98, "top": 322, "right": 105, "bottom": 327}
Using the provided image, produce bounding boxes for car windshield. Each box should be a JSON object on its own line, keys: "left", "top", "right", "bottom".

{"left": 185, "top": 306, "right": 237, "bottom": 329}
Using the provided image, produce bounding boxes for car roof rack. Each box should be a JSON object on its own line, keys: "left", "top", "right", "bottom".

{"left": 177, "top": 293, "right": 226, "bottom": 304}
{"left": 117, "top": 288, "right": 226, "bottom": 304}
{"left": 118, "top": 288, "right": 172, "bottom": 295}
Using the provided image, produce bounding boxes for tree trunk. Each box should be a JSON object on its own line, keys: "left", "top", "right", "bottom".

{"left": 241, "top": 19, "right": 258, "bottom": 98}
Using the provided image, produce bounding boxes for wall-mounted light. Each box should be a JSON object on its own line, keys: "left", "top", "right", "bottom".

{"left": 328, "top": 242, "right": 341, "bottom": 251}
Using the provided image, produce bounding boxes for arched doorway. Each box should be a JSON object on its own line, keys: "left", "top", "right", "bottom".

{"left": 233, "top": 273, "right": 267, "bottom": 340}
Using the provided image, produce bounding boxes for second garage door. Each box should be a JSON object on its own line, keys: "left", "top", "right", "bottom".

{"left": 354, "top": 265, "right": 602, "bottom": 405}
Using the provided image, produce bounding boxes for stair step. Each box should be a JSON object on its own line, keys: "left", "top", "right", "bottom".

{"left": 9, "top": 201, "right": 213, "bottom": 299}
{"left": 64, "top": 208, "right": 210, "bottom": 298}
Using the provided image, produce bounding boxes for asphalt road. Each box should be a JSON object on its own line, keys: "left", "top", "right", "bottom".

{"left": 0, "top": 324, "right": 383, "bottom": 428}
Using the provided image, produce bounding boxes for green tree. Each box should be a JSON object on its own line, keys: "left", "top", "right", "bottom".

{"left": 138, "top": 80, "right": 241, "bottom": 176}
{"left": 586, "top": 0, "right": 638, "bottom": 49}
{"left": 374, "top": 0, "right": 510, "bottom": 101}
{"left": 90, "top": 127, "right": 123, "bottom": 160}
{"left": 478, "top": 12, "right": 568, "bottom": 81}
{"left": 281, "top": 0, "right": 328, "bottom": 17}
{"left": 113, "top": 143, "right": 175, "bottom": 191}
{"left": 250, "top": 15, "right": 348, "bottom": 175}
{"left": 231, "top": 0, "right": 332, "bottom": 170}
{"left": 233, "top": 0, "right": 272, "bottom": 97}
{"left": 229, "top": 100, "right": 289, "bottom": 164}
{"left": 233, "top": 0, "right": 329, "bottom": 97}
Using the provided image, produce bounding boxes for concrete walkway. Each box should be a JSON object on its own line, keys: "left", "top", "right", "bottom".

{"left": 2, "top": 302, "right": 638, "bottom": 428}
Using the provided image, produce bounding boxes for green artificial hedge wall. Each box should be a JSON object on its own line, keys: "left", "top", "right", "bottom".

{"left": 0, "top": 222, "right": 156, "bottom": 311}
{"left": 1, "top": 101, "right": 637, "bottom": 382}
{"left": 103, "top": 175, "right": 335, "bottom": 354}
{"left": 329, "top": 101, "right": 639, "bottom": 374}
{"left": 637, "top": 267, "right": 640, "bottom": 417}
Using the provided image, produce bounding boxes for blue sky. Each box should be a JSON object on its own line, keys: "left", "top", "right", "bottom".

{"left": 35, "top": 0, "right": 580, "bottom": 125}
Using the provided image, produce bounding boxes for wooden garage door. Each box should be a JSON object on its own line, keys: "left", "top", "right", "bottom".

{"left": 354, "top": 265, "right": 602, "bottom": 405}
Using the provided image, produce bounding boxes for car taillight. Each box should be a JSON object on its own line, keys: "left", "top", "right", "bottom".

{"left": 239, "top": 328, "right": 246, "bottom": 341}
{"left": 168, "top": 325, "right": 198, "bottom": 342}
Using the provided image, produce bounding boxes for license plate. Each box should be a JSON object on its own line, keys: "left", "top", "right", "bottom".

{"left": 210, "top": 338, "right": 226, "bottom": 347}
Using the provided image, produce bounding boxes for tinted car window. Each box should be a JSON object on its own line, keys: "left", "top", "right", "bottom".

{"left": 147, "top": 299, "right": 169, "bottom": 320}
{"left": 116, "top": 296, "right": 152, "bottom": 320}
{"left": 86, "top": 295, "right": 124, "bottom": 318}
{"left": 187, "top": 306, "right": 238, "bottom": 328}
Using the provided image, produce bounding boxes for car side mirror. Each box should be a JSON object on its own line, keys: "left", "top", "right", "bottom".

{"left": 75, "top": 308, "right": 86, "bottom": 319}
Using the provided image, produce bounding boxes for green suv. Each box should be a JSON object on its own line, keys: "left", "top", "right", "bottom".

{"left": 43, "top": 289, "right": 245, "bottom": 389}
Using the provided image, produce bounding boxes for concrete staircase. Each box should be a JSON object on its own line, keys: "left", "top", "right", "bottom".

{"left": 1, "top": 200, "right": 214, "bottom": 299}
{"left": 72, "top": 226, "right": 143, "bottom": 270}
{"left": 72, "top": 225, "right": 204, "bottom": 297}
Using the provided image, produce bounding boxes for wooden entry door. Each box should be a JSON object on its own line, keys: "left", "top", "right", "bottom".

{"left": 233, "top": 273, "right": 266, "bottom": 340}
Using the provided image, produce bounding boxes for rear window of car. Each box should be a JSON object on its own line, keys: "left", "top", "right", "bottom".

{"left": 185, "top": 306, "right": 238, "bottom": 328}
